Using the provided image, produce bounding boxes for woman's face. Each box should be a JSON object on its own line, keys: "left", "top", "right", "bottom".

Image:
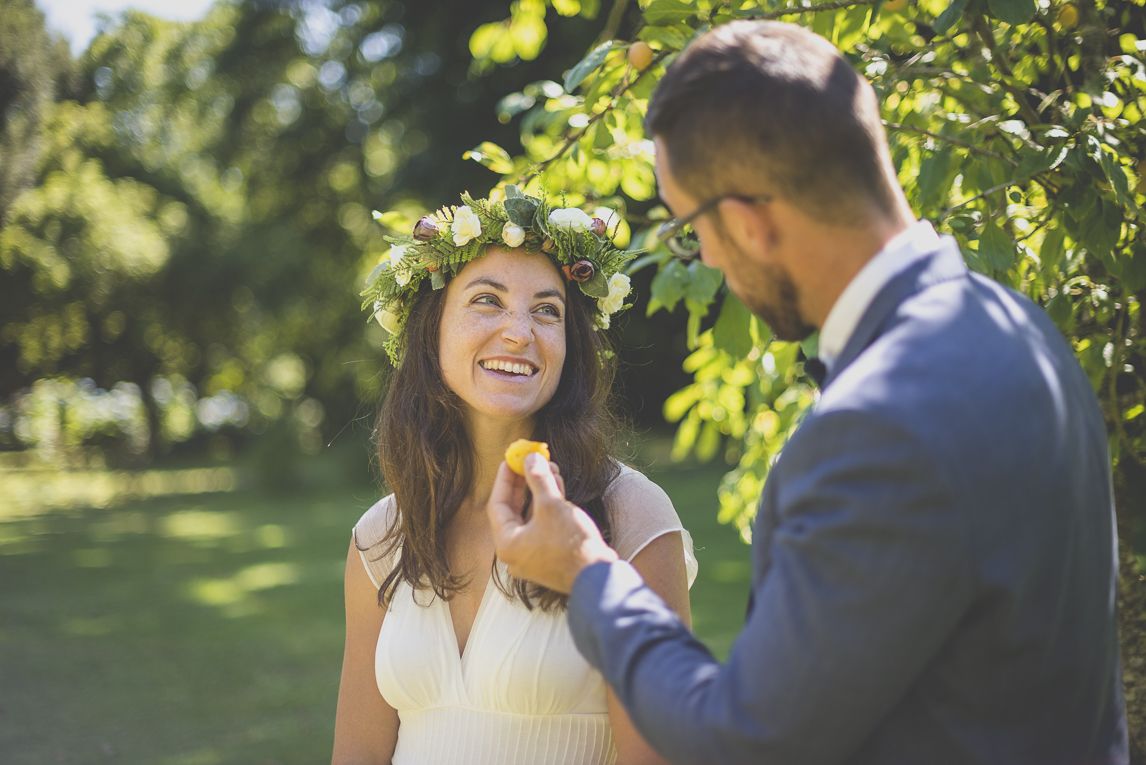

{"left": 438, "top": 246, "right": 567, "bottom": 428}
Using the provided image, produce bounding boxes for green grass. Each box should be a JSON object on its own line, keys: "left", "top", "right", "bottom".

{"left": 0, "top": 450, "right": 750, "bottom": 764}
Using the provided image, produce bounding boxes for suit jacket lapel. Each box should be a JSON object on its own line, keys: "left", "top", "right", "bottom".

{"left": 821, "top": 238, "right": 969, "bottom": 389}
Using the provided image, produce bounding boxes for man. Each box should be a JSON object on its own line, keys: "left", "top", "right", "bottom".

{"left": 487, "top": 20, "right": 1128, "bottom": 764}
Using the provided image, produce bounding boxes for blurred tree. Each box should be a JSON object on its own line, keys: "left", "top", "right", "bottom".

{"left": 0, "top": 0, "right": 73, "bottom": 220}
{"left": 0, "top": 0, "right": 628, "bottom": 461}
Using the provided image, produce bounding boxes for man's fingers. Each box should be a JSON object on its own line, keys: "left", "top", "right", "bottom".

{"left": 523, "top": 452, "right": 564, "bottom": 504}
{"left": 550, "top": 461, "right": 566, "bottom": 497}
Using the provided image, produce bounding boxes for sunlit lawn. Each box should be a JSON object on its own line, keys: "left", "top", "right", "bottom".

{"left": 0, "top": 444, "right": 750, "bottom": 765}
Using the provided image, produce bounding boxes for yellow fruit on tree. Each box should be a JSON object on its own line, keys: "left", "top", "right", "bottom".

{"left": 885, "top": 0, "right": 909, "bottom": 12}
{"left": 505, "top": 439, "right": 551, "bottom": 475}
{"left": 1057, "top": 4, "right": 1079, "bottom": 28}
{"left": 628, "top": 42, "right": 654, "bottom": 71}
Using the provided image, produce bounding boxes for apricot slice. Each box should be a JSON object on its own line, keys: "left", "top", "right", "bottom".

{"left": 505, "top": 439, "right": 551, "bottom": 475}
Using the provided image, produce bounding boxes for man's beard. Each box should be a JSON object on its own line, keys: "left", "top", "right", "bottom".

{"left": 728, "top": 246, "right": 815, "bottom": 343}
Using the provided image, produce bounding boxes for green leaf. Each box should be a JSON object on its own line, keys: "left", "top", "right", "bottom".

{"left": 800, "top": 333, "right": 819, "bottom": 360}
{"left": 685, "top": 299, "right": 707, "bottom": 347}
{"left": 638, "top": 24, "right": 689, "bottom": 49}
{"left": 933, "top": 0, "right": 968, "bottom": 34}
{"left": 649, "top": 259, "right": 689, "bottom": 314}
{"left": 664, "top": 385, "right": 702, "bottom": 422}
{"left": 1040, "top": 226, "right": 1066, "bottom": 273}
{"left": 580, "top": 267, "right": 611, "bottom": 298}
{"left": 684, "top": 261, "right": 723, "bottom": 306}
{"left": 504, "top": 196, "right": 538, "bottom": 227}
{"left": 1045, "top": 292, "right": 1073, "bottom": 330}
{"left": 1099, "top": 150, "right": 1141, "bottom": 217}
{"left": 564, "top": 40, "right": 614, "bottom": 94}
{"left": 835, "top": 4, "right": 872, "bottom": 50}
{"left": 593, "top": 119, "right": 612, "bottom": 150}
{"left": 917, "top": 150, "right": 951, "bottom": 209}
{"left": 978, "top": 220, "right": 1016, "bottom": 271}
{"left": 1123, "top": 247, "right": 1146, "bottom": 293}
{"left": 696, "top": 421, "right": 721, "bottom": 462}
{"left": 1014, "top": 145, "right": 1068, "bottom": 179}
{"left": 552, "top": 0, "right": 581, "bottom": 16}
{"left": 987, "top": 0, "right": 1035, "bottom": 25}
{"left": 713, "top": 293, "right": 753, "bottom": 359}
{"left": 644, "top": 0, "right": 696, "bottom": 26}
{"left": 462, "top": 142, "right": 515, "bottom": 174}
{"left": 752, "top": 316, "right": 773, "bottom": 350}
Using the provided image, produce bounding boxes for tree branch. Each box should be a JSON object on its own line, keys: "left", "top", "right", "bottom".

{"left": 748, "top": 0, "right": 881, "bottom": 20}
{"left": 596, "top": 0, "right": 632, "bottom": 46}
{"left": 971, "top": 14, "right": 1044, "bottom": 127}
{"left": 939, "top": 178, "right": 1021, "bottom": 220}
{"left": 884, "top": 122, "right": 1018, "bottom": 165}
{"left": 520, "top": 50, "right": 670, "bottom": 186}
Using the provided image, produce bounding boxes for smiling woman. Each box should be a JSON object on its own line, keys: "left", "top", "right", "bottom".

{"left": 332, "top": 190, "right": 698, "bottom": 765}
{"left": 438, "top": 248, "right": 566, "bottom": 426}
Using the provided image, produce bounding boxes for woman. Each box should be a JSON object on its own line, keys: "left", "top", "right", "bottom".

{"left": 332, "top": 188, "right": 697, "bottom": 765}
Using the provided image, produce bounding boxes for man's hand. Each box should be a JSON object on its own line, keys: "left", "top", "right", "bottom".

{"left": 487, "top": 452, "right": 618, "bottom": 593}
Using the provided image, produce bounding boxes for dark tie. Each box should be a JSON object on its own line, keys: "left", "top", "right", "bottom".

{"left": 804, "top": 357, "right": 827, "bottom": 388}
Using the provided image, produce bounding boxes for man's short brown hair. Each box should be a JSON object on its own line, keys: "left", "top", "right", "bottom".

{"left": 646, "top": 21, "right": 896, "bottom": 224}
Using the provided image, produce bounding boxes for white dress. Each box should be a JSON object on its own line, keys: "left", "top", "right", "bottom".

{"left": 353, "top": 465, "right": 698, "bottom": 765}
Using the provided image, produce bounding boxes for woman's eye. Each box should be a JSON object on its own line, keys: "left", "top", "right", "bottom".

{"left": 536, "top": 304, "right": 561, "bottom": 317}
{"left": 473, "top": 294, "right": 500, "bottom": 306}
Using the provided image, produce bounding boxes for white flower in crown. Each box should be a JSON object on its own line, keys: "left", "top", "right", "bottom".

{"left": 389, "top": 245, "right": 412, "bottom": 286}
{"left": 597, "top": 273, "right": 631, "bottom": 315}
{"left": 595, "top": 311, "right": 610, "bottom": 330}
{"left": 548, "top": 207, "right": 593, "bottom": 232}
{"left": 374, "top": 307, "right": 400, "bottom": 335}
{"left": 451, "top": 205, "right": 482, "bottom": 246}
{"left": 501, "top": 223, "right": 526, "bottom": 248}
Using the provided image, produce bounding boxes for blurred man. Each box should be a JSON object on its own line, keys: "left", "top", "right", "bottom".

{"left": 488, "top": 20, "right": 1128, "bottom": 765}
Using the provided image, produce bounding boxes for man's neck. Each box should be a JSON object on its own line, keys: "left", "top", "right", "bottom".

{"left": 791, "top": 209, "right": 915, "bottom": 331}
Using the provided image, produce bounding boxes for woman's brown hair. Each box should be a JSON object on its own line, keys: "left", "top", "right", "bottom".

{"left": 364, "top": 252, "right": 620, "bottom": 611}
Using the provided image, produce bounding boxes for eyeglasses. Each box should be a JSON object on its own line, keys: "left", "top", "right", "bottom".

{"left": 655, "top": 194, "right": 772, "bottom": 260}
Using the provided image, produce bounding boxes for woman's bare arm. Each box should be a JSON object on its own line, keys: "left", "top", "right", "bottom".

{"left": 607, "top": 530, "right": 692, "bottom": 765}
{"left": 332, "top": 537, "right": 399, "bottom": 765}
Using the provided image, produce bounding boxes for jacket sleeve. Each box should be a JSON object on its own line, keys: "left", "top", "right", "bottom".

{"left": 567, "top": 410, "right": 974, "bottom": 765}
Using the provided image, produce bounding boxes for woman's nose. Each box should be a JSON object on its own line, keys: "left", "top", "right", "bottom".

{"left": 500, "top": 309, "right": 535, "bottom": 345}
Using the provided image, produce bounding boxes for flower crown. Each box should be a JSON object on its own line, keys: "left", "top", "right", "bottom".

{"left": 362, "top": 186, "right": 638, "bottom": 365}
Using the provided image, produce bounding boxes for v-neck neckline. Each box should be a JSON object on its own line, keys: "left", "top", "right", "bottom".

{"left": 445, "top": 570, "right": 496, "bottom": 663}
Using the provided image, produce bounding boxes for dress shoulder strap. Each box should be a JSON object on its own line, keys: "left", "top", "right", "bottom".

{"left": 352, "top": 495, "right": 400, "bottom": 590}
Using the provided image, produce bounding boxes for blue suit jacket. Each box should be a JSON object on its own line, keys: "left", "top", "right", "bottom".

{"left": 568, "top": 240, "right": 1128, "bottom": 764}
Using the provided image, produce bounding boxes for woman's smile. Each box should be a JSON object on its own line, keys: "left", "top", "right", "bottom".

{"left": 478, "top": 357, "right": 540, "bottom": 377}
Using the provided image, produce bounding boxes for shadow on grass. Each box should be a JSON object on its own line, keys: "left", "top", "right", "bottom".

{"left": 0, "top": 444, "right": 751, "bottom": 764}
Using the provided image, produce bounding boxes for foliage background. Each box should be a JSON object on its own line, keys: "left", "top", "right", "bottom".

{"left": 3, "top": 0, "right": 1146, "bottom": 756}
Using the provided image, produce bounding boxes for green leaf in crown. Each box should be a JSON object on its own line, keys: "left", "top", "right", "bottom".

{"left": 360, "top": 183, "right": 643, "bottom": 365}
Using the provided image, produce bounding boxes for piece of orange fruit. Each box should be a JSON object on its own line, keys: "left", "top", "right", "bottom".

{"left": 505, "top": 439, "right": 551, "bottom": 475}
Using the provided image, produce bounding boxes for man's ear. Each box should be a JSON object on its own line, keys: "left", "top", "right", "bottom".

{"left": 718, "top": 196, "right": 773, "bottom": 264}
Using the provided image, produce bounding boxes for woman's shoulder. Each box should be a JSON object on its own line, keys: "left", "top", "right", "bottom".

{"left": 603, "top": 463, "right": 673, "bottom": 510}
{"left": 604, "top": 463, "right": 698, "bottom": 587}
{"left": 353, "top": 494, "right": 400, "bottom": 590}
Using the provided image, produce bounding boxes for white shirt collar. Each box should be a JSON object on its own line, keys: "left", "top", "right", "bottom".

{"left": 818, "top": 220, "right": 941, "bottom": 371}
